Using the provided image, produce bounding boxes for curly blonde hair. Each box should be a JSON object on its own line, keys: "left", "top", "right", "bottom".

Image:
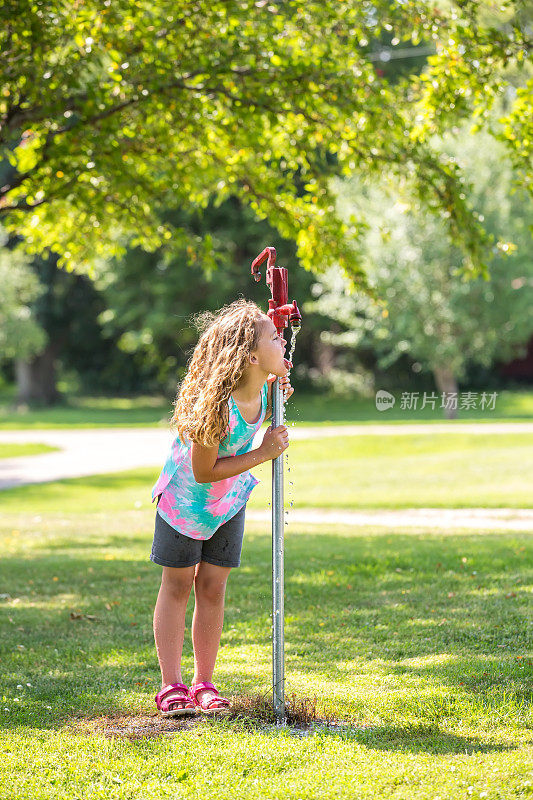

{"left": 171, "top": 297, "right": 267, "bottom": 447}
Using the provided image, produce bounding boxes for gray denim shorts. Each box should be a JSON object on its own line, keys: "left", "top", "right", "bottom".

{"left": 150, "top": 498, "right": 247, "bottom": 569}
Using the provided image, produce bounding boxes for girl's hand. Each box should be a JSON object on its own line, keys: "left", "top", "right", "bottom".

{"left": 279, "top": 374, "right": 294, "bottom": 401}
{"left": 259, "top": 424, "right": 289, "bottom": 460}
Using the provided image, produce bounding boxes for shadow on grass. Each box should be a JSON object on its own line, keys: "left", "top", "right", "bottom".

{"left": 68, "top": 711, "right": 515, "bottom": 754}
{"left": 1, "top": 529, "right": 531, "bottom": 752}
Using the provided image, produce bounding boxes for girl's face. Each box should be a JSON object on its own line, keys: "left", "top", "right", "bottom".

{"left": 252, "top": 316, "right": 288, "bottom": 377}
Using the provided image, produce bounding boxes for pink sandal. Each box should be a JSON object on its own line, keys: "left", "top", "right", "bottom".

{"left": 155, "top": 682, "right": 195, "bottom": 717}
{"left": 189, "top": 681, "right": 231, "bottom": 714}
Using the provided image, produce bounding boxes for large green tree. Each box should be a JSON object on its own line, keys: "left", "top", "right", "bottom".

{"left": 1, "top": 0, "right": 531, "bottom": 287}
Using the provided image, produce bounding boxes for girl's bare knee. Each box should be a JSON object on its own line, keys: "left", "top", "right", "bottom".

{"left": 196, "top": 583, "right": 226, "bottom": 605}
{"left": 161, "top": 565, "right": 195, "bottom": 599}
{"left": 194, "top": 573, "right": 228, "bottom": 605}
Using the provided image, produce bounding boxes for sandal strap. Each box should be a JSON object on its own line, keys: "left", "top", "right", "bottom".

{"left": 190, "top": 681, "right": 216, "bottom": 698}
{"left": 155, "top": 682, "right": 191, "bottom": 703}
{"left": 190, "top": 681, "right": 230, "bottom": 708}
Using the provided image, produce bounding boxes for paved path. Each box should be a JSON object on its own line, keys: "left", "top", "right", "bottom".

{"left": 246, "top": 507, "right": 533, "bottom": 531}
{"left": 1, "top": 423, "right": 531, "bottom": 530}
{"left": 0, "top": 428, "right": 174, "bottom": 490}
{"left": 1, "top": 421, "right": 532, "bottom": 491}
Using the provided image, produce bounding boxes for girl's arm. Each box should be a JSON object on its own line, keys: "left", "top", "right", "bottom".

{"left": 191, "top": 441, "right": 270, "bottom": 484}
{"left": 191, "top": 418, "right": 289, "bottom": 483}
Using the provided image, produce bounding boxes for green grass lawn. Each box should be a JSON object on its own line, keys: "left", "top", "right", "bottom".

{"left": 1, "top": 431, "right": 531, "bottom": 512}
{"left": 0, "top": 443, "right": 58, "bottom": 459}
{"left": 1, "top": 474, "right": 532, "bottom": 798}
{"left": 0, "top": 393, "right": 170, "bottom": 429}
{"left": 0, "top": 388, "right": 532, "bottom": 428}
{"left": 1, "top": 403, "right": 531, "bottom": 797}
{"left": 265, "top": 431, "right": 533, "bottom": 509}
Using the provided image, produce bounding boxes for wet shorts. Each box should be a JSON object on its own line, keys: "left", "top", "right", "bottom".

{"left": 150, "top": 498, "right": 247, "bottom": 569}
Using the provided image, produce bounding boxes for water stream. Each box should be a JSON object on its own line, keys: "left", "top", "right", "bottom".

{"left": 283, "top": 322, "right": 300, "bottom": 526}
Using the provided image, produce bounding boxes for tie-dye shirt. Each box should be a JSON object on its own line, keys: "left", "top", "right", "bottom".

{"left": 151, "top": 380, "right": 268, "bottom": 540}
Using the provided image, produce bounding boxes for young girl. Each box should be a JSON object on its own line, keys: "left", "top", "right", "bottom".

{"left": 150, "top": 298, "right": 294, "bottom": 716}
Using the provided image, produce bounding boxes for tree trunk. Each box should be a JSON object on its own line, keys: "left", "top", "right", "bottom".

{"left": 433, "top": 366, "right": 458, "bottom": 420}
{"left": 15, "top": 341, "right": 62, "bottom": 406}
{"left": 315, "top": 339, "right": 336, "bottom": 375}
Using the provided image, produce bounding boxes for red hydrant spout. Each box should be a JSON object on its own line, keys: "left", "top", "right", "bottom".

{"left": 250, "top": 246, "right": 302, "bottom": 335}
{"left": 251, "top": 246, "right": 276, "bottom": 283}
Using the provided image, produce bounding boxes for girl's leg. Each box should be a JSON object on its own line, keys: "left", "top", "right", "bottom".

{"left": 191, "top": 561, "right": 232, "bottom": 707}
{"left": 153, "top": 564, "right": 196, "bottom": 708}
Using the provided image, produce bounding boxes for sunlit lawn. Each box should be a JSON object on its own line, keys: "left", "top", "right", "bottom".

{"left": 265, "top": 431, "right": 533, "bottom": 509}
{"left": 1, "top": 389, "right": 532, "bottom": 797}
{"left": 0, "top": 443, "right": 58, "bottom": 459}
{"left": 0, "top": 387, "right": 532, "bottom": 428}
{"left": 1, "top": 476, "right": 532, "bottom": 799}
{"left": 1, "top": 430, "right": 531, "bottom": 512}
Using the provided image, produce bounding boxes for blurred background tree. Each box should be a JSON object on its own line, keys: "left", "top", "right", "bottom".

{"left": 10, "top": 253, "right": 150, "bottom": 404}
{"left": 0, "top": 231, "right": 46, "bottom": 372}
{"left": 92, "top": 198, "right": 320, "bottom": 397}
{"left": 305, "top": 115, "right": 533, "bottom": 418}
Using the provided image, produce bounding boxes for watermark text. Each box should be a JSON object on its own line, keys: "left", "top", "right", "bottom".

{"left": 375, "top": 391, "right": 498, "bottom": 412}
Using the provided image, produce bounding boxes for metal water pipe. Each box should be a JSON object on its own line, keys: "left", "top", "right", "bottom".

{"left": 251, "top": 247, "right": 302, "bottom": 723}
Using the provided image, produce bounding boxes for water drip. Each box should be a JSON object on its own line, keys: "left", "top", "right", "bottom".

{"left": 286, "top": 323, "right": 300, "bottom": 374}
